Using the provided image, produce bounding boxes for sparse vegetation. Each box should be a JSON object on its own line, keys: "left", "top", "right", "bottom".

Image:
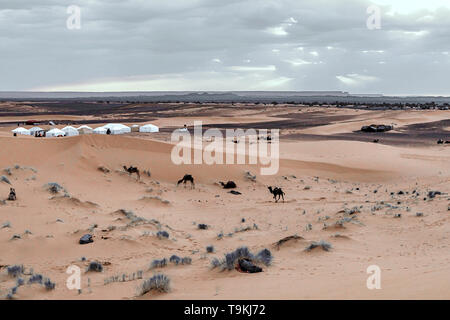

{"left": 87, "top": 261, "right": 103, "bottom": 272}
{"left": 137, "top": 274, "right": 170, "bottom": 296}
{"left": 169, "top": 255, "right": 181, "bottom": 265}
{"left": 181, "top": 257, "right": 192, "bottom": 265}
{"left": 156, "top": 230, "right": 169, "bottom": 239}
{"left": 305, "top": 240, "right": 332, "bottom": 252}
{"left": 43, "top": 277, "right": 56, "bottom": 290}
{"left": 104, "top": 270, "right": 143, "bottom": 285}
{"left": 210, "top": 246, "right": 272, "bottom": 271}
{"left": 255, "top": 248, "right": 273, "bottom": 265}
{"left": 7, "top": 265, "right": 24, "bottom": 277}
{"left": 1, "top": 221, "right": 11, "bottom": 229}
{"left": 150, "top": 258, "right": 167, "bottom": 269}
{"left": 44, "top": 182, "right": 66, "bottom": 194}
{"left": 1, "top": 175, "right": 11, "bottom": 184}
{"left": 98, "top": 166, "right": 110, "bottom": 173}
{"left": 28, "top": 273, "right": 43, "bottom": 284}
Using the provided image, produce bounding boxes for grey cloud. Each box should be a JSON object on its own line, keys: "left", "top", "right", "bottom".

{"left": 0, "top": 0, "right": 449, "bottom": 94}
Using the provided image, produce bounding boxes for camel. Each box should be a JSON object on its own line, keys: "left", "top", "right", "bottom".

{"left": 177, "top": 174, "right": 195, "bottom": 188}
{"left": 219, "top": 181, "right": 237, "bottom": 189}
{"left": 7, "top": 188, "right": 16, "bottom": 201}
{"left": 123, "top": 166, "right": 140, "bottom": 180}
{"left": 268, "top": 186, "right": 285, "bottom": 202}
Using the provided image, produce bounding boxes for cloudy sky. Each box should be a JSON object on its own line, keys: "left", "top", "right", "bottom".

{"left": 1, "top": 0, "right": 450, "bottom": 95}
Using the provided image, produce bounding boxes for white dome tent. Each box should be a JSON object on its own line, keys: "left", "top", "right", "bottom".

{"left": 93, "top": 127, "right": 107, "bottom": 134}
{"left": 12, "top": 127, "right": 31, "bottom": 136}
{"left": 46, "top": 128, "right": 65, "bottom": 138}
{"left": 102, "top": 123, "right": 131, "bottom": 135}
{"left": 77, "top": 125, "right": 93, "bottom": 134}
{"left": 29, "top": 126, "right": 44, "bottom": 135}
{"left": 61, "top": 126, "right": 79, "bottom": 136}
{"left": 139, "top": 124, "right": 159, "bottom": 133}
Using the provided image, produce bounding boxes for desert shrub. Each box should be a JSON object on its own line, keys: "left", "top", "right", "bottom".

{"left": 87, "top": 261, "right": 103, "bottom": 272}
{"left": 44, "top": 182, "right": 65, "bottom": 194}
{"left": 43, "top": 277, "right": 56, "bottom": 290}
{"left": 255, "top": 248, "right": 272, "bottom": 266}
{"left": 10, "top": 234, "right": 21, "bottom": 240}
{"left": 210, "top": 258, "right": 221, "bottom": 269}
{"left": 28, "top": 273, "right": 43, "bottom": 284}
{"left": 1, "top": 221, "right": 11, "bottom": 229}
{"left": 16, "top": 277, "right": 25, "bottom": 286}
{"left": 211, "top": 246, "right": 272, "bottom": 271}
{"left": 198, "top": 224, "right": 208, "bottom": 230}
{"left": 138, "top": 274, "right": 170, "bottom": 296}
{"left": 156, "top": 230, "right": 169, "bottom": 239}
{"left": 1, "top": 175, "right": 11, "bottom": 184}
{"left": 223, "top": 247, "right": 253, "bottom": 270}
{"left": 245, "top": 171, "right": 256, "bottom": 181}
{"left": 305, "top": 240, "right": 332, "bottom": 252}
{"left": 104, "top": 270, "right": 144, "bottom": 285}
{"left": 7, "top": 265, "right": 24, "bottom": 277}
{"left": 169, "top": 255, "right": 181, "bottom": 265}
{"left": 6, "top": 286, "right": 19, "bottom": 299}
{"left": 98, "top": 166, "right": 110, "bottom": 173}
{"left": 345, "top": 207, "right": 360, "bottom": 215}
{"left": 150, "top": 258, "right": 167, "bottom": 269}
{"left": 206, "top": 245, "right": 214, "bottom": 253}
{"left": 181, "top": 257, "right": 192, "bottom": 265}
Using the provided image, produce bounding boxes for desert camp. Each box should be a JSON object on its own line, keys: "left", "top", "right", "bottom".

{"left": 2, "top": 0, "right": 450, "bottom": 309}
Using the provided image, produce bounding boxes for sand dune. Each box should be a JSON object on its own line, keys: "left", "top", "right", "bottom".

{"left": 0, "top": 106, "right": 449, "bottom": 300}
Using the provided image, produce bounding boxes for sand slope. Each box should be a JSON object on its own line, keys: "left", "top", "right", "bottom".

{"left": 0, "top": 130, "right": 449, "bottom": 300}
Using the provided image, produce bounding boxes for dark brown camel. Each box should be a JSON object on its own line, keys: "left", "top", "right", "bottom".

{"left": 7, "top": 188, "right": 16, "bottom": 201}
{"left": 177, "top": 174, "right": 194, "bottom": 188}
{"left": 220, "top": 181, "right": 237, "bottom": 189}
{"left": 268, "top": 186, "right": 285, "bottom": 202}
{"left": 123, "top": 166, "right": 140, "bottom": 180}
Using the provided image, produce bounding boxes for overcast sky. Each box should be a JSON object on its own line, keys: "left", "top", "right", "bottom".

{"left": 1, "top": 0, "right": 449, "bottom": 95}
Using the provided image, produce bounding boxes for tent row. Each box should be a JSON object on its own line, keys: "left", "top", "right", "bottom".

{"left": 12, "top": 123, "right": 159, "bottom": 137}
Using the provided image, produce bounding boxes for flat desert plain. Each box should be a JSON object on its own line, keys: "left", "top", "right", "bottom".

{"left": 0, "top": 102, "right": 449, "bottom": 299}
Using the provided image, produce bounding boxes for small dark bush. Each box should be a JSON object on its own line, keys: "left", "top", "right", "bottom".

{"left": 181, "top": 257, "right": 192, "bottom": 265}
{"left": 138, "top": 274, "right": 170, "bottom": 296}
{"left": 28, "top": 273, "right": 43, "bottom": 284}
{"left": 169, "top": 255, "right": 181, "bottom": 265}
{"left": 150, "top": 258, "right": 167, "bottom": 269}
{"left": 7, "top": 265, "right": 24, "bottom": 277}
{"left": 44, "top": 278, "right": 56, "bottom": 290}
{"left": 16, "top": 278, "right": 25, "bottom": 286}
{"left": 45, "top": 182, "right": 64, "bottom": 194}
{"left": 156, "top": 231, "right": 169, "bottom": 239}
{"left": 87, "top": 261, "right": 103, "bottom": 272}
{"left": 305, "top": 240, "right": 332, "bottom": 252}
{"left": 255, "top": 248, "right": 272, "bottom": 266}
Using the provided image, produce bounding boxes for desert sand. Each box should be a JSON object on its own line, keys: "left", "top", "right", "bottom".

{"left": 0, "top": 103, "right": 449, "bottom": 299}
